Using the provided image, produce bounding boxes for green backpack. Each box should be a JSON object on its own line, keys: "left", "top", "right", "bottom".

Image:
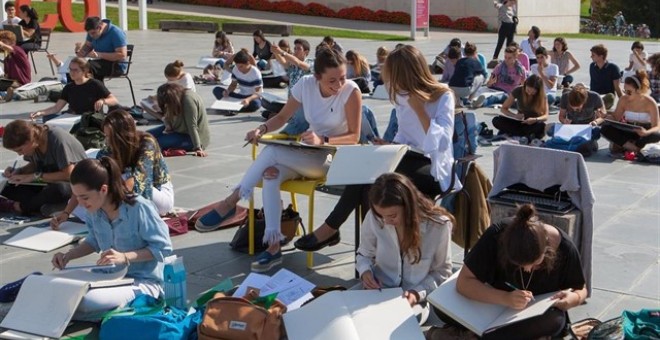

{"left": 72, "top": 111, "right": 106, "bottom": 150}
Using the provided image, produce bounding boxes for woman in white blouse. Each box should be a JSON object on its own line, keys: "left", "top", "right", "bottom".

{"left": 356, "top": 173, "right": 453, "bottom": 325}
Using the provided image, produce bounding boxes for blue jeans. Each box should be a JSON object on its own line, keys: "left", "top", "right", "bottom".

{"left": 383, "top": 108, "right": 398, "bottom": 143}
{"left": 147, "top": 125, "right": 194, "bottom": 151}
{"left": 562, "top": 75, "right": 574, "bottom": 87}
{"left": 483, "top": 93, "right": 509, "bottom": 107}
{"left": 547, "top": 93, "right": 561, "bottom": 106}
{"left": 212, "top": 87, "right": 261, "bottom": 112}
{"left": 256, "top": 59, "right": 268, "bottom": 71}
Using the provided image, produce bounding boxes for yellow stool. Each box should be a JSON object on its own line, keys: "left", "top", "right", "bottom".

{"left": 247, "top": 134, "right": 327, "bottom": 268}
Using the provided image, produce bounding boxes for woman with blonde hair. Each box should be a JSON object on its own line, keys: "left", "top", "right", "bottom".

{"left": 601, "top": 70, "right": 660, "bottom": 154}
{"left": 357, "top": 173, "right": 453, "bottom": 325}
{"left": 492, "top": 74, "right": 548, "bottom": 141}
{"left": 295, "top": 45, "right": 458, "bottom": 254}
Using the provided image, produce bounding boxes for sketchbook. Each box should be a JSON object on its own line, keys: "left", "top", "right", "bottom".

{"left": 496, "top": 113, "right": 524, "bottom": 122}
{"left": 0, "top": 275, "right": 89, "bottom": 339}
{"left": 3, "top": 221, "right": 87, "bottom": 252}
{"left": 210, "top": 98, "right": 245, "bottom": 111}
{"left": 324, "top": 144, "right": 423, "bottom": 186}
{"left": 603, "top": 119, "right": 643, "bottom": 132}
{"left": 427, "top": 272, "right": 557, "bottom": 336}
{"left": 257, "top": 138, "right": 337, "bottom": 151}
{"left": 284, "top": 287, "right": 424, "bottom": 340}
{"left": 44, "top": 113, "right": 81, "bottom": 132}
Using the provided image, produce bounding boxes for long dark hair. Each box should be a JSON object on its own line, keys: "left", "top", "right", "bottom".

{"left": 521, "top": 74, "right": 546, "bottom": 116}
{"left": 19, "top": 5, "right": 38, "bottom": 21}
{"left": 498, "top": 204, "right": 556, "bottom": 272}
{"left": 102, "top": 109, "right": 158, "bottom": 172}
{"left": 368, "top": 173, "right": 454, "bottom": 264}
{"left": 156, "top": 82, "right": 186, "bottom": 121}
{"left": 313, "top": 47, "right": 345, "bottom": 76}
{"left": 70, "top": 157, "right": 136, "bottom": 209}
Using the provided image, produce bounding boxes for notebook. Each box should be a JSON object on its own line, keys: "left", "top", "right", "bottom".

{"left": 427, "top": 272, "right": 557, "bottom": 336}
{"left": 3, "top": 221, "right": 88, "bottom": 252}
{"left": 3, "top": 25, "right": 24, "bottom": 43}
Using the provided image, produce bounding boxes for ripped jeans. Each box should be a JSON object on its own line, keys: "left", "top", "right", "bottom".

{"left": 236, "top": 145, "right": 331, "bottom": 245}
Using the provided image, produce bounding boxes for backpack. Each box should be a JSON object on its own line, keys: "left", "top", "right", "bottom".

{"left": 230, "top": 204, "right": 302, "bottom": 253}
{"left": 73, "top": 111, "right": 106, "bottom": 150}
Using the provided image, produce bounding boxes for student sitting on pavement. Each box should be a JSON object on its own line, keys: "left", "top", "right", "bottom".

{"left": 530, "top": 46, "right": 560, "bottom": 107}
{"left": 440, "top": 46, "right": 462, "bottom": 84}
{"left": 29, "top": 57, "right": 118, "bottom": 123}
{"left": 212, "top": 50, "right": 263, "bottom": 113}
{"left": 0, "top": 120, "right": 87, "bottom": 217}
{"left": 52, "top": 109, "right": 175, "bottom": 227}
{"left": 356, "top": 173, "right": 453, "bottom": 325}
{"left": 544, "top": 84, "right": 605, "bottom": 157}
{"left": 449, "top": 42, "right": 487, "bottom": 104}
{"left": 601, "top": 70, "right": 660, "bottom": 156}
{"left": 624, "top": 41, "right": 647, "bottom": 74}
{"left": 454, "top": 204, "right": 587, "bottom": 339}
{"left": 520, "top": 26, "right": 542, "bottom": 66}
{"left": 252, "top": 29, "right": 272, "bottom": 71}
{"left": 345, "top": 50, "right": 372, "bottom": 93}
{"left": 589, "top": 44, "right": 623, "bottom": 110}
{"left": 508, "top": 42, "right": 530, "bottom": 73}
{"left": 550, "top": 37, "right": 580, "bottom": 88}
{"left": 212, "top": 30, "right": 234, "bottom": 62}
{"left": 0, "top": 30, "right": 31, "bottom": 94}
{"left": 51, "top": 157, "right": 172, "bottom": 321}
{"left": 2, "top": 52, "right": 65, "bottom": 102}
{"left": 148, "top": 83, "right": 210, "bottom": 157}
{"left": 471, "top": 46, "right": 526, "bottom": 108}
{"left": 371, "top": 46, "right": 389, "bottom": 89}
{"left": 492, "top": 74, "right": 548, "bottom": 142}
{"left": 196, "top": 48, "right": 362, "bottom": 273}
{"left": 141, "top": 60, "right": 196, "bottom": 121}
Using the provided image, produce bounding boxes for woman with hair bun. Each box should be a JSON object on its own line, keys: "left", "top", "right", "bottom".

{"left": 164, "top": 60, "right": 195, "bottom": 92}
{"left": 51, "top": 157, "right": 172, "bottom": 320}
{"left": 455, "top": 204, "right": 587, "bottom": 339}
{"left": 601, "top": 70, "right": 660, "bottom": 154}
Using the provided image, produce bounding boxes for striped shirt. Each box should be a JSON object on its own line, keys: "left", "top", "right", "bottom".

{"left": 232, "top": 65, "right": 263, "bottom": 96}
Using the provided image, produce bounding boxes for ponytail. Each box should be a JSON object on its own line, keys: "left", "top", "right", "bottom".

{"left": 18, "top": 5, "right": 38, "bottom": 20}
{"left": 71, "top": 158, "right": 135, "bottom": 210}
{"left": 498, "top": 204, "right": 557, "bottom": 272}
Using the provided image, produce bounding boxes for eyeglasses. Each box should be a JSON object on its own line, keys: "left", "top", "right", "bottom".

{"left": 69, "top": 68, "right": 82, "bottom": 73}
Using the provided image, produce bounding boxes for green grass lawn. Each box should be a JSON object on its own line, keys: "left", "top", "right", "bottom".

{"left": 29, "top": 2, "right": 407, "bottom": 41}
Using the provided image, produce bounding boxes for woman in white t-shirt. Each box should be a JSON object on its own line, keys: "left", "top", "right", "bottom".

{"left": 196, "top": 47, "right": 362, "bottom": 272}
{"left": 140, "top": 60, "right": 195, "bottom": 120}
{"left": 520, "top": 26, "right": 542, "bottom": 66}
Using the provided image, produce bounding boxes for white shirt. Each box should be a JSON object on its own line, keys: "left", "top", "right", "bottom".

{"left": 531, "top": 63, "right": 560, "bottom": 93}
{"left": 356, "top": 210, "right": 453, "bottom": 302}
{"left": 0, "top": 17, "right": 21, "bottom": 29}
{"left": 520, "top": 38, "right": 541, "bottom": 61}
{"left": 290, "top": 75, "right": 359, "bottom": 138}
{"left": 392, "top": 92, "right": 459, "bottom": 192}
{"left": 629, "top": 51, "right": 648, "bottom": 71}
{"left": 170, "top": 72, "right": 196, "bottom": 92}
{"left": 232, "top": 65, "right": 263, "bottom": 96}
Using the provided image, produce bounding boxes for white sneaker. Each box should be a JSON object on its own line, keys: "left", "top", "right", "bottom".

{"left": 472, "top": 95, "right": 486, "bottom": 108}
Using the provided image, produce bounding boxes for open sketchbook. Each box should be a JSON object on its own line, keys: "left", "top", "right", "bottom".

{"left": 0, "top": 268, "right": 131, "bottom": 339}
{"left": 603, "top": 119, "right": 643, "bottom": 132}
{"left": 284, "top": 288, "right": 424, "bottom": 340}
{"left": 3, "top": 221, "right": 87, "bottom": 252}
{"left": 325, "top": 144, "right": 423, "bottom": 186}
{"left": 210, "top": 98, "right": 245, "bottom": 111}
{"left": 427, "top": 272, "right": 557, "bottom": 336}
{"left": 44, "top": 113, "right": 81, "bottom": 132}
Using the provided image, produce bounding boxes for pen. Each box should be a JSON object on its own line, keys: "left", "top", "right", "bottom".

{"left": 370, "top": 263, "right": 382, "bottom": 292}
{"left": 10, "top": 160, "right": 17, "bottom": 175}
{"left": 505, "top": 282, "right": 535, "bottom": 301}
{"left": 242, "top": 140, "right": 251, "bottom": 148}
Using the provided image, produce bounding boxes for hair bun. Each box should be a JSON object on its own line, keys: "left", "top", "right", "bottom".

{"left": 514, "top": 204, "right": 536, "bottom": 224}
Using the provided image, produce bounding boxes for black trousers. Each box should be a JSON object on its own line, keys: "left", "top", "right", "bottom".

{"left": 483, "top": 307, "right": 567, "bottom": 339}
{"left": 88, "top": 59, "right": 117, "bottom": 81}
{"left": 492, "top": 116, "right": 546, "bottom": 139}
{"left": 324, "top": 152, "right": 441, "bottom": 229}
{"left": 493, "top": 22, "right": 516, "bottom": 60}
{"left": 600, "top": 124, "right": 660, "bottom": 149}
{"left": 1, "top": 182, "right": 72, "bottom": 215}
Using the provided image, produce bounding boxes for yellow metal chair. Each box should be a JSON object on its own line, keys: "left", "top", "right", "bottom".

{"left": 247, "top": 134, "right": 328, "bottom": 268}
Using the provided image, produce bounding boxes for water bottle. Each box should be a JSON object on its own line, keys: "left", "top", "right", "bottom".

{"left": 163, "top": 255, "right": 187, "bottom": 309}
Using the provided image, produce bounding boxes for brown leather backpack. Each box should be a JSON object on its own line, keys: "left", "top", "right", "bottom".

{"left": 198, "top": 291, "right": 286, "bottom": 340}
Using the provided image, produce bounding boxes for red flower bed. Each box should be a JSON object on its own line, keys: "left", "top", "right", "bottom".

{"left": 168, "top": 0, "right": 487, "bottom": 32}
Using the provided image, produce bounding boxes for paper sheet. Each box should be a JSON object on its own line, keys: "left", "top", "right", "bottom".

{"left": 233, "top": 269, "right": 315, "bottom": 307}
{"left": 3, "top": 221, "right": 87, "bottom": 252}
{"left": 210, "top": 98, "right": 245, "bottom": 111}
{"left": 325, "top": 145, "right": 410, "bottom": 186}
{"left": 553, "top": 124, "right": 592, "bottom": 141}
{"left": 261, "top": 92, "right": 287, "bottom": 104}
{"left": 44, "top": 114, "right": 81, "bottom": 132}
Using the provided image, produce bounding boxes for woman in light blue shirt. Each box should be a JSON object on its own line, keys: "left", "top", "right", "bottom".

{"left": 51, "top": 157, "right": 172, "bottom": 320}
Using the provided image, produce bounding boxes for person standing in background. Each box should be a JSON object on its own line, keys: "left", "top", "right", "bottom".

{"left": 490, "top": 0, "right": 517, "bottom": 66}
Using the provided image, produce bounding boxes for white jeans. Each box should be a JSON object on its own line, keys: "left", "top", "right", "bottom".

{"left": 236, "top": 145, "right": 331, "bottom": 246}
{"left": 73, "top": 281, "right": 161, "bottom": 321}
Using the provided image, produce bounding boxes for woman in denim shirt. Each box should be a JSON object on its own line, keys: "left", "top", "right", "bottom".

{"left": 52, "top": 157, "right": 172, "bottom": 320}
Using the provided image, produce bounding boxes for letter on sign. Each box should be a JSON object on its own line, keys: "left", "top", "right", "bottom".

{"left": 15, "top": 0, "right": 100, "bottom": 32}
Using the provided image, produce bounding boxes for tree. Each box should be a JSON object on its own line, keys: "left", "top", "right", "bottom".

{"left": 592, "top": 0, "right": 658, "bottom": 38}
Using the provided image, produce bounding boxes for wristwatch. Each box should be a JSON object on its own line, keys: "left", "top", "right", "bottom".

{"left": 323, "top": 136, "right": 330, "bottom": 144}
{"left": 33, "top": 171, "right": 43, "bottom": 183}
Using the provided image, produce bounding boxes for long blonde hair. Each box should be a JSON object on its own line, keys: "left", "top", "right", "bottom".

{"left": 345, "top": 50, "right": 370, "bottom": 78}
{"left": 382, "top": 45, "right": 450, "bottom": 105}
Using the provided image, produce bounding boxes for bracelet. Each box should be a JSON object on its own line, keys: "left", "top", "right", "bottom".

{"left": 259, "top": 124, "right": 268, "bottom": 134}
{"left": 124, "top": 253, "right": 130, "bottom": 267}
{"left": 62, "top": 210, "right": 72, "bottom": 216}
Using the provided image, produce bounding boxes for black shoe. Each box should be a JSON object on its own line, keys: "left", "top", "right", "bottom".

{"left": 294, "top": 231, "right": 340, "bottom": 252}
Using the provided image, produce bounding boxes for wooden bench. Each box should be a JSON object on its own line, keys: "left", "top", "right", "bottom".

{"left": 159, "top": 20, "right": 218, "bottom": 33}
{"left": 222, "top": 23, "right": 293, "bottom": 37}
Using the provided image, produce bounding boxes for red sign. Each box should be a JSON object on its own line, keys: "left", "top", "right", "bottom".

{"left": 415, "top": 0, "right": 429, "bottom": 28}
{"left": 16, "top": 0, "right": 100, "bottom": 32}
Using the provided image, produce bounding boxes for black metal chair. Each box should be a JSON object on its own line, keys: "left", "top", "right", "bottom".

{"left": 29, "top": 28, "right": 55, "bottom": 75}
{"left": 106, "top": 44, "right": 136, "bottom": 106}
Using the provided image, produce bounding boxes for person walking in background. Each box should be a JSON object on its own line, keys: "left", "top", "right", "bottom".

{"left": 490, "top": 0, "right": 517, "bottom": 67}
